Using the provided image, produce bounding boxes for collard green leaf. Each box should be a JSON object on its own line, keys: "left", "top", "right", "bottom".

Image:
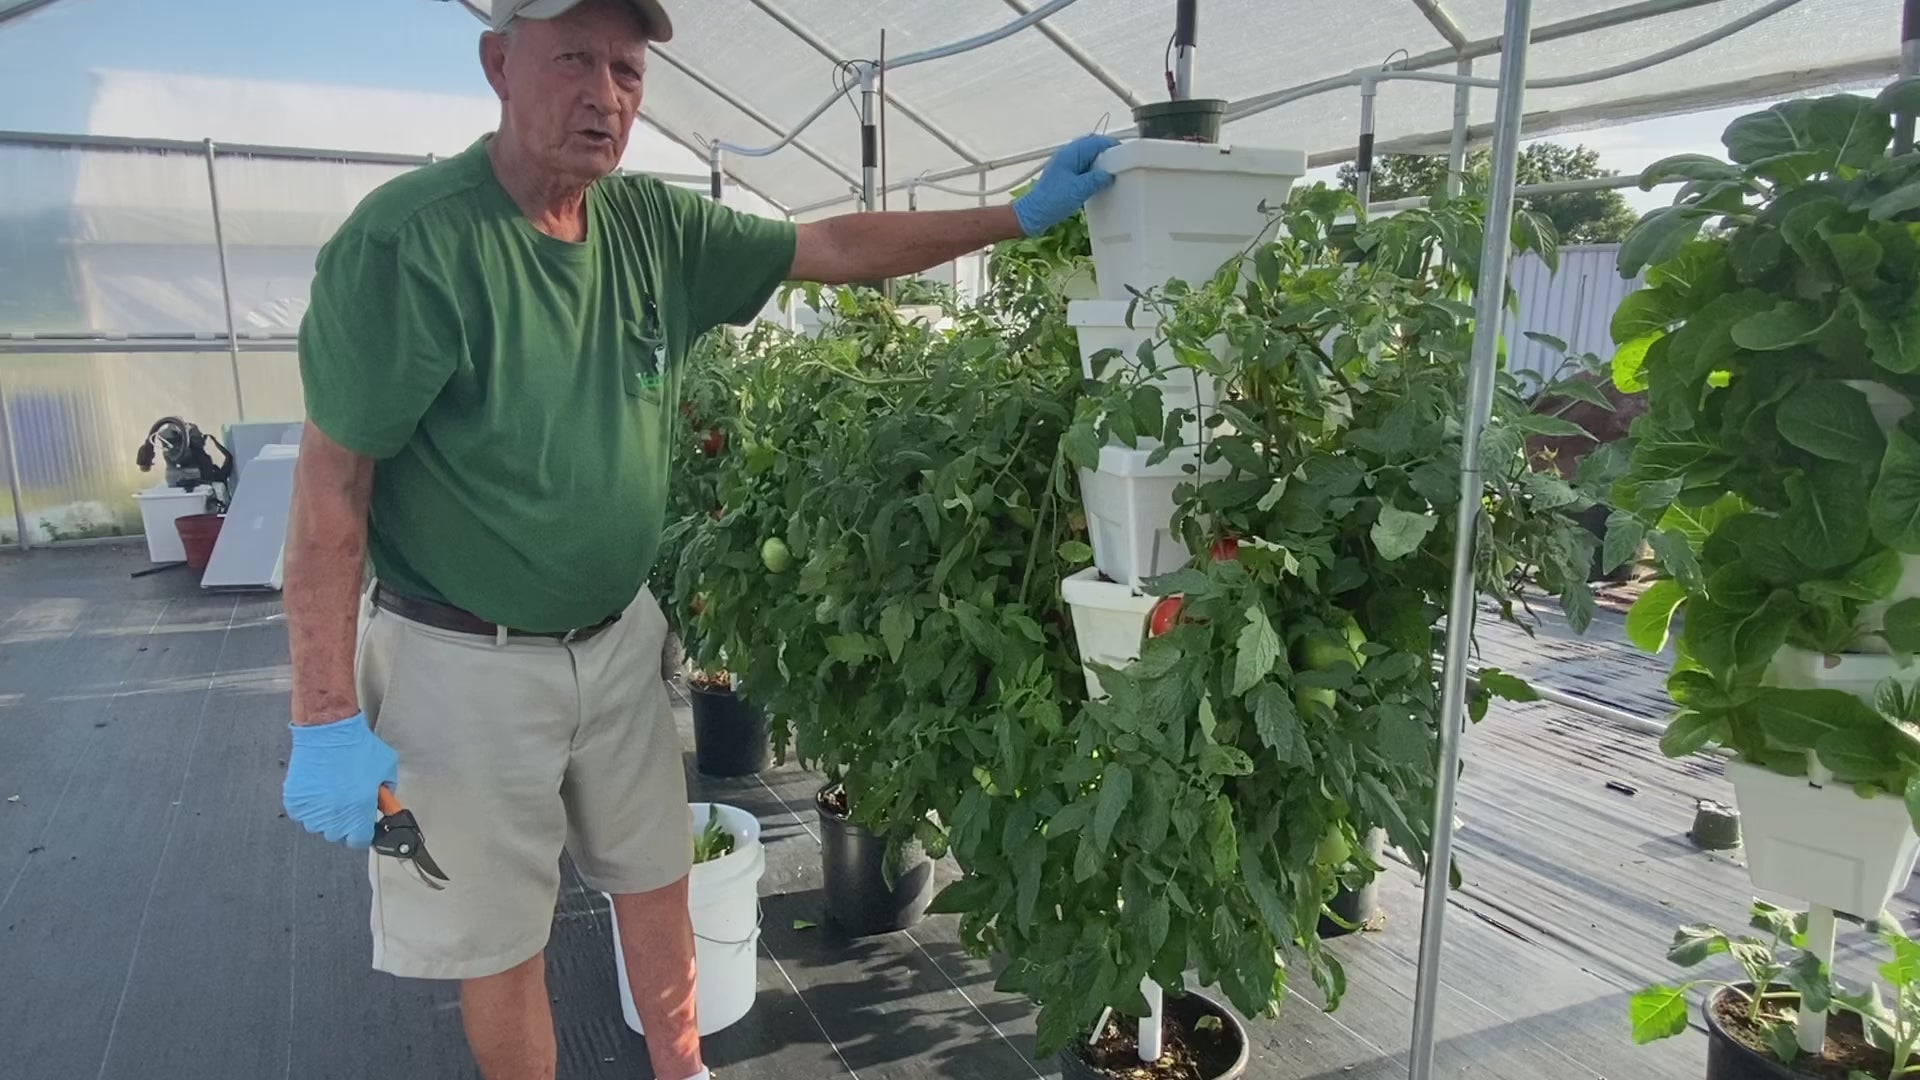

{"left": 1781, "top": 466, "right": 1871, "bottom": 570}
{"left": 1745, "top": 687, "right": 1884, "bottom": 753}
{"left": 1233, "top": 606, "right": 1284, "bottom": 696}
{"left": 1640, "top": 153, "right": 1745, "bottom": 188}
{"left": 1371, "top": 505, "right": 1439, "bottom": 562}
{"left": 1626, "top": 580, "right": 1686, "bottom": 653}
{"left": 1854, "top": 296, "right": 1920, "bottom": 375}
{"left": 1871, "top": 429, "right": 1920, "bottom": 552}
{"left": 1775, "top": 380, "right": 1887, "bottom": 464}
{"left": 1815, "top": 726, "right": 1898, "bottom": 784}
{"left": 1629, "top": 985, "right": 1693, "bottom": 1045}
{"left": 1660, "top": 710, "right": 1721, "bottom": 757}
{"left": 1869, "top": 180, "right": 1920, "bottom": 222}
{"left": 1612, "top": 333, "right": 1658, "bottom": 394}
{"left": 1802, "top": 548, "right": 1903, "bottom": 602}
{"left": 1883, "top": 598, "right": 1920, "bottom": 653}
{"left": 1618, "top": 206, "right": 1712, "bottom": 278}
{"left": 1733, "top": 301, "right": 1828, "bottom": 351}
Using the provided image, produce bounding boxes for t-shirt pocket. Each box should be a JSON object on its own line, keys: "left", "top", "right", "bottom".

{"left": 620, "top": 315, "right": 670, "bottom": 404}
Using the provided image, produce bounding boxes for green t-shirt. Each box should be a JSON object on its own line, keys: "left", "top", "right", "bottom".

{"left": 298, "top": 137, "right": 795, "bottom": 632}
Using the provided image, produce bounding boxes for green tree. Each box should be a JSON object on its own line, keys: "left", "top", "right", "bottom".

{"left": 1339, "top": 142, "right": 1639, "bottom": 243}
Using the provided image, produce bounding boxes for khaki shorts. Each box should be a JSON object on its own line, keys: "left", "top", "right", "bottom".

{"left": 357, "top": 586, "right": 691, "bottom": 981}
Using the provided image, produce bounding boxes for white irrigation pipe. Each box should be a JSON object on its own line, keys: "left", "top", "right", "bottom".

{"left": 713, "top": 0, "right": 1083, "bottom": 158}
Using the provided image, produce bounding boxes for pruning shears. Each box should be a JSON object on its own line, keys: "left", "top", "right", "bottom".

{"left": 372, "top": 786, "right": 450, "bottom": 890}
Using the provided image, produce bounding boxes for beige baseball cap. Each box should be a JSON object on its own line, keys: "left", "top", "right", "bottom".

{"left": 491, "top": 0, "right": 673, "bottom": 42}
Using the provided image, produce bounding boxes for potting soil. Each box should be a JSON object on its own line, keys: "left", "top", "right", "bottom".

{"left": 1075, "top": 1004, "right": 1240, "bottom": 1080}
{"left": 1713, "top": 993, "right": 1891, "bottom": 1079}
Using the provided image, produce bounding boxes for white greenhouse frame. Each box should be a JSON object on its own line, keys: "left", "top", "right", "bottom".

{"left": 3, "top": 0, "right": 1918, "bottom": 1075}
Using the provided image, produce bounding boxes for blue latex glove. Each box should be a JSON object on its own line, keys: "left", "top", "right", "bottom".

{"left": 283, "top": 713, "right": 399, "bottom": 850}
{"left": 1012, "top": 133, "right": 1120, "bottom": 237}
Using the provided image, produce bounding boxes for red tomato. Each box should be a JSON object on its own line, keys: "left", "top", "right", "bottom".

{"left": 1149, "top": 596, "right": 1184, "bottom": 637}
{"left": 1211, "top": 536, "right": 1240, "bottom": 561}
{"left": 701, "top": 428, "right": 727, "bottom": 456}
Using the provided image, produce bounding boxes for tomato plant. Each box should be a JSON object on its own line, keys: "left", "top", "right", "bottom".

{"left": 933, "top": 186, "right": 1604, "bottom": 1051}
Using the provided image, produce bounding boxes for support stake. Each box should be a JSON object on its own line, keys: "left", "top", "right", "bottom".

{"left": 1898, "top": 0, "right": 1917, "bottom": 154}
{"left": 1408, "top": 1, "right": 1535, "bottom": 1077}
{"left": 1446, "top": 58, "right": 1473, "bottom": 197}
{"left": 203, "top": 138, "right": 246, "bottom": 422}
{"left": 1356, "top": 77, "right": 1378, "bottom": 209}
{"left": 0, "top": 371, "right": 27, "bottom": 551}
{"left": 1173, "top": 0, "right": 1197, "bottom": 99}
{"left": 709, "top": 141, "right": 724, "bottom": 201}
{"left": 859, "top": 64, "right": 879, "bottom": 213}
{"left": 1139, "top": 977, "right": 1164, "bottom": 1063}
{"left": 1798, "top": 904, "right": 1837, "bottom": 1053}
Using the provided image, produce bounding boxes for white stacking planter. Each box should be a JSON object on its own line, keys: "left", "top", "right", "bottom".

{"left": 1062, "top": 567, "right": 1158, "bottom": 699}
{"left": 1068, "top": 299, "right": 1223, "bottom": 447}
{"left": 611, "top": 802, "right": 765, "bottom": 1037}
{"left": 1729, "top": 761, "right": 1920, "bottom": 917}
{"left": 1731, "top": 647, "right": 1920, "bottom": 916}
{"left": 1079, "top": 444, "right": 1224, "bottom": 593}
{"left": 1083, "top": 141, "right": 1307, "bottom": 298}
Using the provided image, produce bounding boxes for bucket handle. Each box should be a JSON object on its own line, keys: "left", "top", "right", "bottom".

{"left": 692, "top": 900, "right": 765, "bottom": 948}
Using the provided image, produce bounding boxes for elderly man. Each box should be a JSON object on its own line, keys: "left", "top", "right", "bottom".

{"left": 280, "top": 0, "right": 1112, "bottom": 1077}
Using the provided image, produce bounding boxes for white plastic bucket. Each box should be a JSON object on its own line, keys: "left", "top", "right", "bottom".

{"left": 1062, "top": 567, "right": 1158, "bottom": 700}
{"left": 1069, "top": 299, "right": 1223, "bottom": 448}
{"left": 1083, "top": 141, "right": 1306, "bottom": 299}
{"left": 610, "top": 802, "right": 765, "bottom": 1037}
{"left": 130, "top": 485, "right": 210, "bottom": 564}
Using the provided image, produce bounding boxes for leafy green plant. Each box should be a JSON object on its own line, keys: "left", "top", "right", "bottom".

{"left": 935, "top": 185, "right": 1601, "bottom": 1053}
{"left": 1631, "top": 900, "right": 1833, "bottom": 1063}
{"left": 1633, "top": 904, "right": 1920, "bottom": 1079}
{"left": 1607, "top": 82, "right": 1920, "bottom": 808}
{"left": 692, "top": 807, "right": 735, "bottom": 865}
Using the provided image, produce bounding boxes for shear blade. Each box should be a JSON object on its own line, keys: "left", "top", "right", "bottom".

{"left": 409, "top": 844, "right": 451, "bottom": 888}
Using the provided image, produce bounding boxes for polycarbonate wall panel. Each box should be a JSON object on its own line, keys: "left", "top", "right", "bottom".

{"left": 211, "top": 155, "right": 411, "bottom": 333}
{"left": 0, "top": 145, "right": 222, "bottom": 334}
{"left": 0, "top": 351, "right": 301, "bottom": 545}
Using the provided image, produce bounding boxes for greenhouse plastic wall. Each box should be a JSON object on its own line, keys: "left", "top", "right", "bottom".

{"left": 0, "top": 143, "right": 404, "bottom": 545}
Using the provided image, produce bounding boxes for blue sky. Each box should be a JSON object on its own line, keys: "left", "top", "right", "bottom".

{"left": 0, "top": 0, "right": 1750, "bottom": 213}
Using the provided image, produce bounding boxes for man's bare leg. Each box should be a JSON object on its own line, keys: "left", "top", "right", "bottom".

{"left": 612, "top": 876, "right": 702, "bottom": 1079}
{"left": 461, "top": 951, "right": 557, "bottom": 1080}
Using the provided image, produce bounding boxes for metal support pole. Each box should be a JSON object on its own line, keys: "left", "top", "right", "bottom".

{"left": 709, "top": 141, "right": 724, "bottom": 201}
{"left": 1173, "top": 0, "right": 1197, "bottom": 99}
{"left": 0, "top": 371, "right": 28, "bottom": 552}
{"left": 1356, "top": 77, "right": 1378, "bottom": 209}
{"left": 977, "top": 168, "right": 990, "bottom": 301}
{"left": 1898, "top": 0, "right": 1918, "bottom": 154}
{"left": 203, "top": 139, "right": 247, "bottom": 422}
{"left": 1407, "top": 0, "right": 1533, "bottom": 1077}
{"left": 859, "top": 64, "right": 879, "bottom": 213}
{"left": 1446, "top": 58, "right": 1473, "bottom": 197}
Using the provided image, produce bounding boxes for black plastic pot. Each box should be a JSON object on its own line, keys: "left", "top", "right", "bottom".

{"left": 1058, "top": 989, "right": 1250, "bottom": 1080}
{"left": 817, "top": 789, "right": 934, "bottom": 936}
{"left": 1320, "top": 828, "right": 1388, "bottom": 938}
{"left": 690, "top": 685, "right": 772, "bottom": 777}
{"left": 1133, "top": 99, "right": 1227, "bottom": 143}
{"left": 1705, "top": 984, "right": 1804, "bottom": 1080}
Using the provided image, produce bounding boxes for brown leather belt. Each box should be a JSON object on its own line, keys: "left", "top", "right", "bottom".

{"left": 372, "top": 585, "right": 621, "bottom": 644}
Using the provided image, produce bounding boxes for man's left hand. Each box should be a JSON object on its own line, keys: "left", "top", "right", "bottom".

{"left": 1012, "top": 134, "right": 1120, "bottom": 237}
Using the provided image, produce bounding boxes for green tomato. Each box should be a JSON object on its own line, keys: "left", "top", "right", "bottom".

{"left": 1314, "top": 825, "right": 1352, "bottom": 867}
{"left": 1295, "top": 632, "right": 1358, "bottom": 672}
{"left": 1340, "top": 615, "right": 1369, "bottom": 653}
{"left": 1294, "top": 685, "right": 1338, "bottom": 716}
{"left": 760, "top": 537, "right": 793, "bottom": 574}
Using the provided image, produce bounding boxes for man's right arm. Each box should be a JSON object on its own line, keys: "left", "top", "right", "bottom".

{"left": 285, "top": 422, "right": 375, "bottom": 726}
